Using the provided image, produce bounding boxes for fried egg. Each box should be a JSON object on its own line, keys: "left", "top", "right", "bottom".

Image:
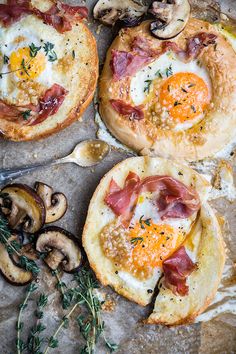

{"left": 100, "top": 190, "right": 196, "bottom": 295}
{"left": 130, "top": 52, "right": 212, "bottom": 131}
{"left": 0, "top": 16, "right": 77, "bottom": 107}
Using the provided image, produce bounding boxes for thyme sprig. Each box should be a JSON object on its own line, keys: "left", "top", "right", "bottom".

{"left": 16, "top": 283, "right": 38, "bottom": 354}
{"left": 43, "top": 269, "right": 118, "bottom": 354}
{"left": 0, "top": 213, "right": 39, "bottom": 275}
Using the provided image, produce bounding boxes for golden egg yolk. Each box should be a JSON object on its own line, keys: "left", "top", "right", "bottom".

{"left": 128, "top": 220, "right": 185, "bottom": 271}
{"left": 10, "top": 47, "right": 46, "bottom": 80}
{"left": 159, "top": 72, "right": 210, "bottom": 122}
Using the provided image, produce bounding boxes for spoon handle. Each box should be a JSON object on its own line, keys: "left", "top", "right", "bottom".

{"left": 0, "top": 159, "right": 56, "bottom": 186}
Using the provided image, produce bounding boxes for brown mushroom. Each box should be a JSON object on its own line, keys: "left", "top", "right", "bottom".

{"left": 149, "top": 0, "right": 190, "bottom": 39}
{"left": 36, "top": 227, "right": 82, "bottom": 273}
{"left": 0, "top": 184, "right": 45, "bottom": 233}
{"left": 0, "top": 234, "right": 33, "bottom": 285}
{"left": 34, "top": 182, "right": 68, "bottom": 224}
{"left": 93, "top": 0, "right": 148, "bottom": 26}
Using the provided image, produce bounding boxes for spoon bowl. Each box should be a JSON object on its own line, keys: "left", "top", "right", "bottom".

{"left": 68, "top": 139, "right": 110, "bottom": 167}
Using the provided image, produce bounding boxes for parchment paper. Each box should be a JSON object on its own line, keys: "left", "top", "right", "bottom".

{"left": 0, "top": 1, "right": 235, "bottom": 353}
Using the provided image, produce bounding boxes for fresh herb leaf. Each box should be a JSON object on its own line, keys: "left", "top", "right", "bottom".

{"left": 105, "top": 341, "right": 119, "bottom": 352}
{"left": 181, "top": 87, "right": 188, "bottom": 93}
{"left": 3, "top": 54, "right": 9, "bottom": 64}
{"left": 48, "top": 51, "right": 57, "bottom": 62}
{"left": 130, "top": 237, "right": 144, "bottom": 245}
{"left": 21, "top": 109, "right": 31, "bottom": 121}
{"left": 72, "top": 50, "right": 75, "bottom": 59}
{"left": 155, "top": 69, "right": 163, "bottom": 78}
{"left": 21, "top": 59, "right": 30, "bottom": 76}
{"left": 166, "top": 64, "right": 173, "bottom": 77}
{"left": 144, "top": 79, "right": 152, "bottom": 94}
{"left": 29, "top": 43, "right": 41, "bottom": 58}
{"left": 19, "top": 255, "right": 39, "bottom": 275}
{"left": 43, "top": 42, "right": 54, "bottom": 55}
{"left": 174, "top": 101, "right": 181, "bottom": 106}
{"left": 43, "top": 42, "right": 57, "bottom": 62}
{"left": 177, "top": 18, "right": 184, "bottom": 22}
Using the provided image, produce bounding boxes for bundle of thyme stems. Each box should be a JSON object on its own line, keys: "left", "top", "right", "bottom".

{"left": 0, "top": 212, "right": 117, "bottom": 353}
{"left": 16, "top": 270, "right": 118, "bottom": 354}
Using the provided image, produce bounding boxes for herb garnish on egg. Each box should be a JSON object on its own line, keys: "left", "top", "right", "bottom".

{"left": 29, "top": 43, "right": 42, "bottom": 58}
{"left": 43, "top": 42, "right": 57, "bottom": 62}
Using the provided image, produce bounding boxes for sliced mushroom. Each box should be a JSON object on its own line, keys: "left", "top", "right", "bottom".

{"left": 93, "top": 0, "right": 148, "bottom": 26}
{"left": 36, "top": 227, "right": 82, "bottom": 273}
{"left": 34, "top": 182, "right": 68, "bottom": 224}
{"left": 149, "top": 0, "right": 190, "bottom": 39}
{"left": 0, "top": 184, "right": 45, "bottom": 233}
{"left": 0, "top": 239, "right": 33, "bottom": 285}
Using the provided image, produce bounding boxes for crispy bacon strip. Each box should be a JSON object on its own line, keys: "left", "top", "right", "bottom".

{"left": 110, "top": 50, "right": 150, "bottom": 80}
{"left": 104, "top": 172, "right": 200, "bottom": 223}
{"left": 0, "top": 84, "right": 68, "bottom": 126}
{"left": 162, "top": 246, "right": 196, "bottom": 296}
{"left": 0, "top": 0, "right": 88, "bottom": 32}
{"left": 110, "top": 99, "right": 144, "bottom": 121}
{"left": 29, "top": 84, "right": 68, "bottom": 126}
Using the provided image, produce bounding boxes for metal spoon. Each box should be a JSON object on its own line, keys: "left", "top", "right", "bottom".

{"left": 0, "top": 139, "right": 110, "bottom": 185}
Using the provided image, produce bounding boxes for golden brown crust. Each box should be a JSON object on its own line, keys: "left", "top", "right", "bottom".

{"left": 0, "top": 11, "right": 98, "bottom": 141}
{"left": 82, "top": 156, "right": 224, "bottom": 313}
{"left": 146, "top": 203, "right": 225, "bottom": 325}
{"left": 99, "top": 18, "right": 236, "bottom": 161}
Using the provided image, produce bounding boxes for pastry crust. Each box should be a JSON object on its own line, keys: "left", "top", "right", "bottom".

{"left": 99, "top": 18, "right": 236, "bottom": 161}
{"left": 0, "top": 3, "right": 98, "bottom": 141}
{"left": 146, "top": 202, "right": 225, "bottom": 325}
{"left": 83, "top": 156, "right": 225, "bottom": 322}
{"left": 82, "top": 155, "right": 226, "bottom": 317}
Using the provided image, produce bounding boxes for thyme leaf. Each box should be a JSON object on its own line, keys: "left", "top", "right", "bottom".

{"left": 29, "top": 43, "right": 41, "bottom": 58}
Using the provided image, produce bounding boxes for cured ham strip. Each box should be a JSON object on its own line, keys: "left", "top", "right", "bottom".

{"left": 33, "top": 2, "right": 88, "bottom": 34}
{"left": 110, "top": 32, "right": 217, "bottom": 80}
{"left": 140, "top": 176, "right": 200, "bottom": 219}
{"left": 0, "top": 0, "right": 88, "bottom": 32}
{"left": 162, "top": 246, "right": 196, "bottom": 296}
{"left": 29, "top": 83, "right": 68, "bottom": 126}
{"left": 162, "top": 32, "right": 217, "bottom": 61}
{"left": 105, "top": 172, "right": 141, "bottom": 222}
{"left": 0, "top": 83, "right": 68, "bottom": 125}
{"left": 110, "top": 50, "right": 150, "bottom": 80}
{"left": 0, "top": 0, "right": 31, "bottom": 26}
{"left": 131, "top": 36, "right": 161, "bottom": 57}
{"left": 104, "top": 172, "right": 200, "bottom": 223}
{"left": 110, "top": 99, "right": 144, "bottom": 120}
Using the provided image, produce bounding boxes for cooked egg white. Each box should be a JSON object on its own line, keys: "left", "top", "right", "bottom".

{"left": 130, "top": 52, "right": 212, "bottom": 106}
{"left": 0, "top": 15, "right": 77, "bottom": 106}
{"left": 130, "top": 52, "right": 212, "bottom": 131}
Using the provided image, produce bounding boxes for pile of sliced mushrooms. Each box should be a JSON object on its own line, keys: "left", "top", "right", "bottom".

{"left": 0, "top": 182, "right": 82, "bottom": 285}
{"left": 93, "top": 0, "right": 190, "bottom": 39}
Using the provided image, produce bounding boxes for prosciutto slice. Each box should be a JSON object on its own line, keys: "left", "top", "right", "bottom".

{"left": 0, "top": 0, "right": 31, "bottom": 26}
{"left": 162, "top": 246, "right": 196, "bottom": 296}
{"left": 110, "top": 99, "right": 144, "bottom": 120}
{"left": 29, "top": 83, "right": 68, "bottom": 126}
{"left": 104, "top": 172, "right": 200, "bottom": 223}
{"left": 0, "top": 83, "right": 68, "bottom": 126}
{"left": 110, "top": 50, "right": 150, "bottom": 80}
{"left": 105, "top": 172, "right": 141, "bottom": 222}
{"left": 0, "top": 0, "right": 88, "bottom": 32}
{"left": 33, "top": 1, "right": 88, "bottom": 34}
{"left": 162, "top": 32, "right": 217, "bottom": 61}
